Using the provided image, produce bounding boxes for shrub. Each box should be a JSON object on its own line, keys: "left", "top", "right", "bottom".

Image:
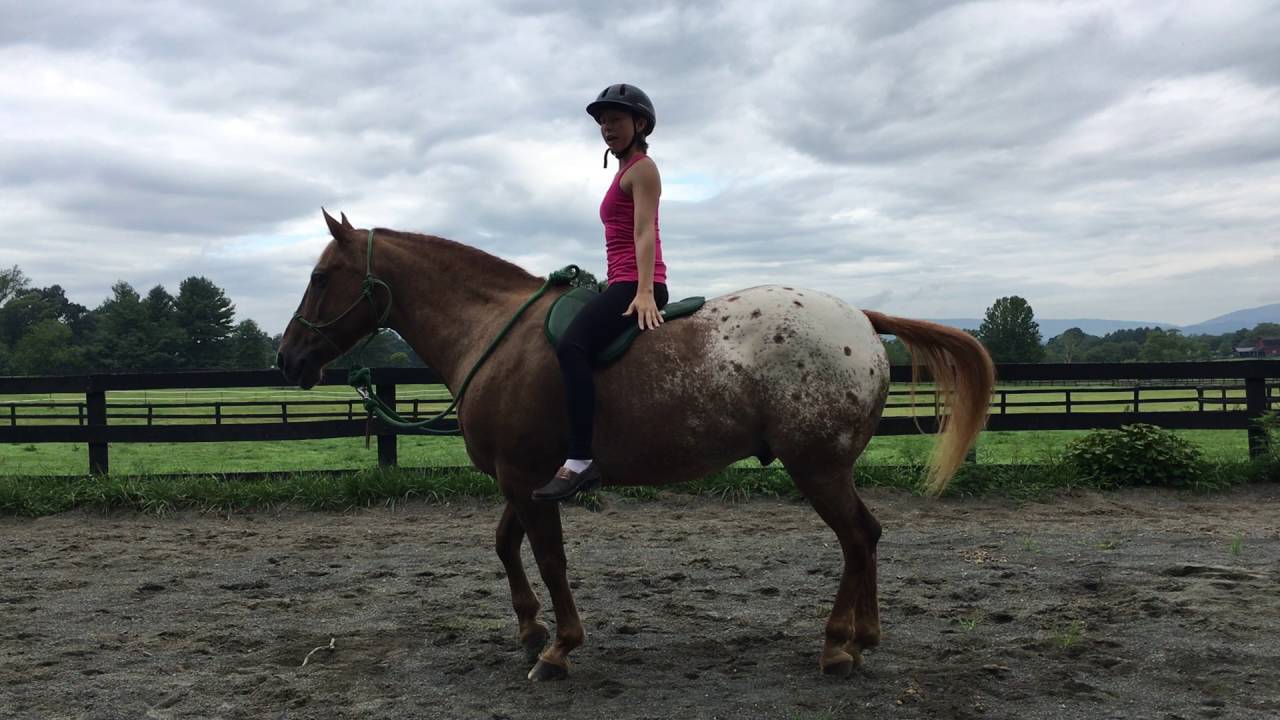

{"left": 1064, "top": 424, "right": 1210, "bottom": 489}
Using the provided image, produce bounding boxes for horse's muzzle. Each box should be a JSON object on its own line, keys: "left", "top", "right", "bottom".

{"left": 276, "top": 349, "right": 316, "bottom": 389}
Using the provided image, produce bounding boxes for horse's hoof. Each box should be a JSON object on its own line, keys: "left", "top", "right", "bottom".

{"left": 528, "top": 659, "right": 569, "bottom": 682}
{"left": 821, "top": 649, "right": 858, "bottom": 678}
{"left": 522, "top": 627, "right": 549, "bottom": 664}
{"left": 821, "top": 659, "right": 855, "bottom": 679}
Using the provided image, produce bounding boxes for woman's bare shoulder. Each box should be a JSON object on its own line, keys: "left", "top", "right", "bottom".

{"left": 623, "top": 156, "right": 661, "bottom": 189}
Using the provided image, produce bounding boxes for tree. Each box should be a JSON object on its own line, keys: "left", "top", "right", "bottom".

{"left": 880, "top": 337, "right": 912, "bottom": 365}
{"left": 229, "top": 319, "right": 274, "bottom": 369}
{"left": 1083, "top": 340, "right": 1140, "bottom": 363}
{"left": 10, "top": 319, "right": 87, "bottom": 375}
{"left": 1138, "top": 329, "right": 1208, "bottom": 362}
{"left": 0, "top": 265, "right": 29, "bottom": 305}
{"left": 175, "top": 277, "right": 236, "bottom": 369}
{"left": 0, "top": 291, "right": 54, "bottom": 347}
{"left": 976, "top": 296, "right": 1044, "bottom": 363}
{"left": 90, "top": 281, "right": 154, "bottom": 371}
{"left": 1246, "top": 322, "right": 1280, "bottom": 344}
{"left": 140, "top": 285, "right": 183, "bottom": 370}
{"left": 1044, "top": 327, "right": 1098, "bottom": 363}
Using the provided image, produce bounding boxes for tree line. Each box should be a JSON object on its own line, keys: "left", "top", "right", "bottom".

{"left": 880, "top": 295, "right": 1279, "bottom": 365}
{"left": 1, "top": 264, "right": 1273, "bottom": 376}
{"left": 0, "top": 265, "right": 603, "bottom": 376}
{"left": 0, "top": 265, "right": 282, "bottom": 375}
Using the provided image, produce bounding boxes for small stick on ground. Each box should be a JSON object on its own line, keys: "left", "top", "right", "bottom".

{"left": 301, "top": 637, "right": 336, "bottom": 667}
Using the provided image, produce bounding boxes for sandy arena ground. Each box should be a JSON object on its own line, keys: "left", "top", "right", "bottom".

{"left": 3, "top": 485, "right": 1279, "bottom": 719}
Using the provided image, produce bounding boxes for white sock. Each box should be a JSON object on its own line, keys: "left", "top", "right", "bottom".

{"left": 564, "top": 458, "right": 592, "bottom": 473}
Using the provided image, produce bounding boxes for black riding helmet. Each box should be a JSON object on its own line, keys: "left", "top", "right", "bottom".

{"left": 587, "top": 84, "right": 656, "bottom": 167}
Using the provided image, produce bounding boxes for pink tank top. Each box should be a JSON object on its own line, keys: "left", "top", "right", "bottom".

{"left": 600, "top": 153, "right": 666, "bottom": 285}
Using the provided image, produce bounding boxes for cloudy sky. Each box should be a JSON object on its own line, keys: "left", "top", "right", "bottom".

{"left": 2, "top": 0, "right": 1278, "bottom": 334}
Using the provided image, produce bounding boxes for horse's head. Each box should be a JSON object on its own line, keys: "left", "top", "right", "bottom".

{"left": 277, "top": 209, "right": 388, "bottom": 389}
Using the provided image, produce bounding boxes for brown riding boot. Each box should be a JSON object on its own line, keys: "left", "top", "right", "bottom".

{"left": 533, "top": 462, "right": 602, "bottom": 502}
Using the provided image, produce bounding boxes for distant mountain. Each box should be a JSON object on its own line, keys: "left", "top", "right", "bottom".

{"left": 923, "top": 304, "right": 1280, "bottom": 341}
{"left": 925, "top": 318, "right": 1177, "bottom": 339}
{"left": 1180, "top": 303, "right": 1280, "bottom": 336}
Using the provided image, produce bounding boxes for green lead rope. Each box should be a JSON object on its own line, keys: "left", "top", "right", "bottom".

{"left": 348, "top": 264, "right": 582, "bottom": 435}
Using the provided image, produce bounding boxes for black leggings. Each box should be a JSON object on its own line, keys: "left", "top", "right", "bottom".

{"left": 556, "top": 281, "right": 669, "bottom": 459}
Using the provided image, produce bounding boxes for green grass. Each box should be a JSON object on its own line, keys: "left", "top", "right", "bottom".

{"left": 0, "top": 383, "right": 1271, "bottom": 493}
{"left": 0, "top": 466, "right": 501, "bottom": 516}
{"left": 0, "top": 456, "right": 1274, "bottom": 517}
{"left": 0, "top": 430, "right": 1254, "bottom": 477}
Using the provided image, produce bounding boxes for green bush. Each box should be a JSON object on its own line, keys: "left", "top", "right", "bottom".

{"left": 1064, "top": 423, "right": 1213, "bottom": 489}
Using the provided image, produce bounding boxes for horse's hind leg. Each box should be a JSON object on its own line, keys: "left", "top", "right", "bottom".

{"left": 495, "top": 502, "right": 548, "bottom": 663}
{"left": 789, "top": 463, "right": 882, "bottom": 677}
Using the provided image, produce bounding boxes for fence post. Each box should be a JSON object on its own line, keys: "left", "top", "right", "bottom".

{"left": 376, "top": 380, "right": 398, "bottom": 467}
{"left": 87, "top": 384, "right": 108, "bottom": 476}
{"left": 1245, "top": 376, "right": 1269, "bottom": 459}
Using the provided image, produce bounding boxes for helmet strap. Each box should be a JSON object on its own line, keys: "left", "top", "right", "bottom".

{"left": 602, "top": 119, "right": 647, "bottom": 169}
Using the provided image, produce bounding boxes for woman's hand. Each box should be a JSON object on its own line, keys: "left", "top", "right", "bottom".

{"left": 623, "top": 292, "right": 664, "bottom": 330}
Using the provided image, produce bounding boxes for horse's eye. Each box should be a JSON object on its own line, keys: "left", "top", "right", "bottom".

{"left": 311, "top": 272, "right": 327, "bottom": 289}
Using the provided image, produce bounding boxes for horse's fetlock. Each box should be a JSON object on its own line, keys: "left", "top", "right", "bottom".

{"left": 855, "top": 627, "right": 881, "bottom": 649}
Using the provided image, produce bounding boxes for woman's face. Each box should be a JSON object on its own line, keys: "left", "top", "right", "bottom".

{"left": 597, "top": 109, "right": 643, "bottom": 152}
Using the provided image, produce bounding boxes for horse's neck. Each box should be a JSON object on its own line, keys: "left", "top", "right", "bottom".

{"left": 379, "top": 234, "right": 542, "bottom": 392}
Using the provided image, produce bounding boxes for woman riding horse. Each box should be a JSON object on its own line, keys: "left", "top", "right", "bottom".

{"left": 535, "top": 83, "right": 669, "bottom": 502}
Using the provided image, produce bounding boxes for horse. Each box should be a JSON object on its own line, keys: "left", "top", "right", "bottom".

{"left": 277, "top": 210, "right": 995, "bottom": 681}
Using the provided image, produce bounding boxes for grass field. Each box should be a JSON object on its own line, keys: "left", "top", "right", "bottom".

{"left": 0, "top": 380, "right": 1259, "bottom": 475}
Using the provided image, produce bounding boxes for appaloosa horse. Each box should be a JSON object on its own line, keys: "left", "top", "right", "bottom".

{"left": 277, "top": 211, "right": 995, "bottom": 681}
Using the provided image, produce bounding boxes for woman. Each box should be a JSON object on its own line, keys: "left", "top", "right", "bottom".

{"left": 533, "top": 83, "right": 669, "bottom": 502}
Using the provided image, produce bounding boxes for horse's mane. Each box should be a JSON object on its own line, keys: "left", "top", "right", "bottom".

{"left": 377, "top": 228, "right": 542, "bottom": 286}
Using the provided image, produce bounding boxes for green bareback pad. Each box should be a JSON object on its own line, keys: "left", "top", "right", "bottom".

{"left": 544, "top": 286, "right": 705, "bottom": 365}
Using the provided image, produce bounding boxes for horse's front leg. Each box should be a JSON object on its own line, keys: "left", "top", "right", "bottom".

{"left": 495, "top": 501, "right": 549, "bottom": 663}
{"left": 507, "top": 492, "right": 584, "bottom": 681}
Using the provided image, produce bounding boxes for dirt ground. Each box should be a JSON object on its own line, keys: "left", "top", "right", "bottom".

{"left": 2, "top": 486, "right": 1279, "bottom": 720}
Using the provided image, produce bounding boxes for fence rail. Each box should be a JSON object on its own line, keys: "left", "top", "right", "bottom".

{"left": 1, "top": 361, "right": 1277, "bottom": 475}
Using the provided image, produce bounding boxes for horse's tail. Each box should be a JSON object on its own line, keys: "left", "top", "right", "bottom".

{"left": 863, "top": 311, "right": 996, "bottom": 496}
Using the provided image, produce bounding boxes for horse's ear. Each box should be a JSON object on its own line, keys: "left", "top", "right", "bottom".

{"left": 340, "top": 212, "right": 354, "bottom": 230}
{"left": 322, "top": 208, "right": 347, "bottom": 241}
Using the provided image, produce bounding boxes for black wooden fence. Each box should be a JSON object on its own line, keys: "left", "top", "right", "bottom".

{"left": 1, "top": 361, "right": 1277, "bottom": 475}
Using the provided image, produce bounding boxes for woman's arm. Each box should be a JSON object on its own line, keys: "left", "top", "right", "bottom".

{"left": 625, "top": 159, "right": 663, "bottom": 329}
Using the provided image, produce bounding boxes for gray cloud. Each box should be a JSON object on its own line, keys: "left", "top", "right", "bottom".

{"left": 1, "top": 0, "right": 1277, "bottom": 335}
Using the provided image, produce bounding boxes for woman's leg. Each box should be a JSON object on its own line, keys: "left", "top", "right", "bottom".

{"left": 536, "top": 282, "right": 667, "bottom": 500}
{"left": 555, "top": 282, "right": 643, "bottom": 460}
